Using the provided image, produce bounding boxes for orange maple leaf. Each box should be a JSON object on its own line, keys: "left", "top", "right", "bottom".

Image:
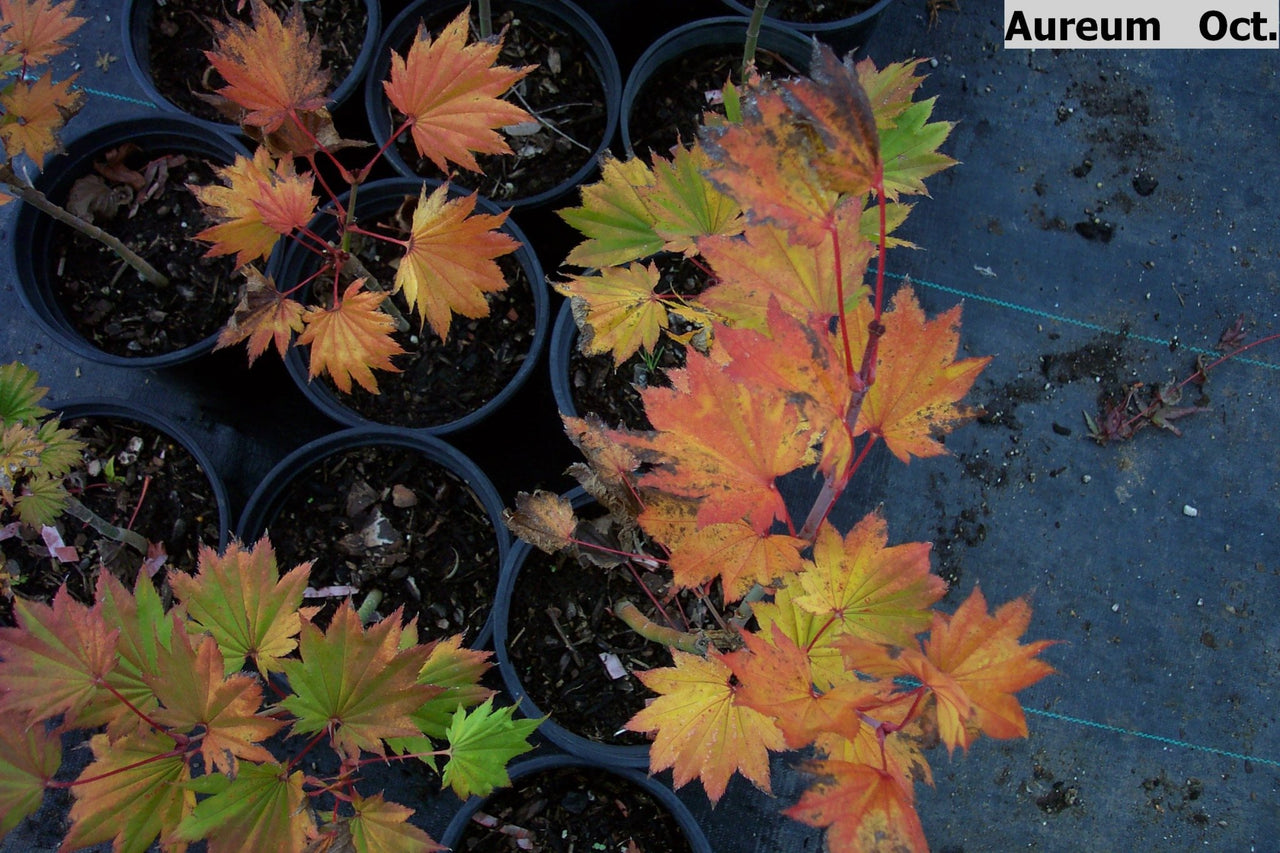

{"left": 855, "top": 286, "right": 990, "bottom": 463}
{"left": 626, "top": 649, "right": 786, "bottom": 802}
{"left": 794, "top": 515, "right": 945, "bottom": 648}
{"left": 562, "top": 413, "right": 645, "bottom": 519}
{"left": 206, "top": 0, "right": 330, "bottom": 136}
{"left": 0, "top": 71, "right": 82, "bottom": 165}
{"left": 619, "top": 349, "right": 816, "bottom": 531}
{"left": 0, "top": 0, "right": 84, "bottom": 65}
{"left": 147, "top": 618, "right": 284, "bottom": 775}
{"left": 215, "top": 267, "right": 306, "bottom": 366}
{"left": 395, "top": 184, "right": 516, "bottom": 341}
{"left": 785, "top": 760, "right": 928, "bottom": 853}
{"left": 193, "top": 147, "right": 316, "bottom": 268}
{"left": 383, "top": 10, "right": 534, "bottom": 174}
{"left": 668, "top": 521, "right": 804, "bottom": 600}
{"left": 297, "top": 280, "right": 405, "bottom": 394}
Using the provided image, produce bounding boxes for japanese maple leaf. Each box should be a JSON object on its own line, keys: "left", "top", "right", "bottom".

{"left": 0, "top": 723, "right": 59, "bottom": 836}
{"left": 750, "top": 575, "right": 846, "bottom": 691}
{"left": 562, "top": 414, "right": 643, "bottom": 519}
{"left": 169, "top": 538, "right": 311, "bottom": 675}
{"left": 777, "top": 42, "right": 881, "bottom": 199}
{"left": 855, "top": 286, "right": 990, "bottom": 463}
{"left": 174, "top": 761, "right": 312, "bottom": 853}
{"left": 559, "top": 154, "right": 661, "bottom": 268}
{"left": 206, "top": 0, "right": 330, "bottom": 137}
{"left": 877, "top": 96, "right": 957, "bottom": 201}
{"left": 347, "top": 793, "right": 445, "bottom": 853}
{"left": 147, "top": 617, "right": 284, "bottom": 775}
{"left": 794, "top": 515, "right": 945, "bottom": 648}
{"left": 214, "top": 267, "right": 306, "bottom": 366}
{"left": 640, "top": 142, "right": 743, "bottom": 255}
{"left": 402, "top": 633, "right": 494, "bottom": 741}
{"left": 856, "top": 57, "right": 929, "bottom": 126}
{"left": 193, "top": 147, "right": 316, "bottom": 268}
{"left": 0, "top": 0, "right": 83, "bottom": 64}
{"left": 279, "top": 601, "right": 435, "bottom": 759}
{"left": 92, "top": 571, "right": 172, "bottom": 737}
{"left": 785, "top": 760, "right": 927, "bottom": 853}
{"left": 0, "top": 71, "right": 82, "bottom": 165}
{"left": 298, "top": 280, "right": 405, "bottom": 394}
{"left": 0, "top": 586, "right": 119, "bottom": 728}
{"left": 441, "top": 698, "right": 540, "bottom": 799}
{"left": 64, "top": 729, "right": 193, "bottom": 853}
{"left": 920, "top": 586, "right": 1055, "bottom": 750}
{"left": 395, "top": 184, "right": 517, "bottom": 341}
{"left": 668, "top": 521, "right": 804, "bottom": 600}
{"left": 627, "top": 649, "right": 786, "bottom": 802}
{"left": 621, "top": 350, "right": 816, "bottom": 531}
{"left": 698, "top": 203, "right": 872, "bottom": 330}
{"left": 556, "top": 261, "right": 668, "bottom": 365}
{"left": 504, "top": 489, "right": 578, "bottom": 555}
{"left": 383, "top": 10, "right": 534, "bottom": 174}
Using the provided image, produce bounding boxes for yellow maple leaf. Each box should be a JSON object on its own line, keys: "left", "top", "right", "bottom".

{"left": 0, "top": 71, "right": 81, "bottom": 165}
{"left": 667, "top": 521, "right": 804, "bottom": 601}
{"left": 556, "top": 262, "right": 668, "bottom": 365}
{"left": 395, "top": 183, "right": 517, "bottom": 340}
{"left": 0, "top": 0, "right": 84, "bottom": 65}
{"left": 383, "top": 10, "right": 534, "bottom": 174}
{"left": 215, "top": 267, "right": 306, "bottom": 366}
{"left": 297, "top": 280, "right": 405, "bottom": 394}
{"left": 193, "top": 147, "right": 316, "bottom": 269}
{"left": 627, "top": 649, "right": 786, "bottom": 802}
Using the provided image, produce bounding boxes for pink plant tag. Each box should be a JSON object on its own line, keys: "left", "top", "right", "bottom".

{"left": 40, "top": 525, "right": 78, "bottom": 563}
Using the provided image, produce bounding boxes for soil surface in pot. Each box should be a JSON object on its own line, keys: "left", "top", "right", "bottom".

{"left": 301, "top": 204, "right": 537, "bottom": 429}
{"left": 506, "top": 515, "right": 727, "bottom": 747}
{"left": 453, "top": 764, "right": 697, "bottom": 852}
{"left": 0, "top": 414, "right": 223, "bottom": 626}
{"left": 628, "top": 46, "right": 802, "bottom": 157}
{"left": 50, "top": 153, "right": 239, "bottom": 358}
{"left": 146, "top": 0, "right": 367, "bottom": 124}
{"left": 260, "top": 443, "right": 499, "bottom": 644}
{"left": 565, "top": 254, "right": 709, "bottom": 430}
{"left": 391, "top": 7, "right": 609, "bottom": 202}
{"left": 763, "top": 0, "right": 876, "bottom": 23}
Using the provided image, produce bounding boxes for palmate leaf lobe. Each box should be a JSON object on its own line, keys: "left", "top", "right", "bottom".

{"left": 347, "top": 792, "right": 445, "bottom": 853}
{"left": 559, "top": 154, "right": 661, "bottom": 268}
{"left": 0, "top": 723, "right": 59, "bottom": 837}
{"left": 169, "top": 538, "right": 310, "bottom": 675}
{"left": 193, "top": 147, "right": 316, "bottom": 269}
{"left": 667, "top": 520, "right": 804, "bottom": 601}
{"left": 398, "top": 633, "right": 494, "bottom": 742}
{"left": 640, "top": 142, "right": 744, "bottom": 255}
{"left": 383, "top": 10, "right": 534, "bottom": 174}
{"left": 174, "top": 761, "right": 312, "bottom": 853}
{"left": 556, "top": 261, "right": 668, "bottom": 365}
{"left": 855, "top": 286, "right": 990, "bottom": 463}
{"left": 0, "top": 0, "right": 84, "bottom": 65}
{"left": 503, "top": 489, "right": 577, "bottom": 555}
{"left": 626, "top": 649, "right": 786, "bottom": 802}
{"left": 279, "top": 600, "right": 434, "bottom": 759}
{"left": 395, "top": 184, "right": 516, "bottom": 341}
{"left": 785, "top": 760, "right": 927, "bottom": 853}
{"left": 0, "top": 360, "right": 50, "bottom": 424}
{"left": 215, "top": 267, "right": 306, "bottom": 366}
{"left": 298, "top": 280, "right": 406, "bottom": 394}
{"left": 0, "top": 70, "right": 82, "bottom": 165}
{"left": 441, "top": 698, "right": 539, "bottom": 799}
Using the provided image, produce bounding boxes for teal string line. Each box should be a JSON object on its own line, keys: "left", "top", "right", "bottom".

{"left": 1025, "top": 706, "right": 1280, "bottom": 770}
{"left": 73, "top": 84, "right": 158, "bottom": 110}
{"left": 881, "top": 269, "right": 1280, "bottom": 371}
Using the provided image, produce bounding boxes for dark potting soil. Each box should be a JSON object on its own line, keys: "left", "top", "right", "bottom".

{"left": 506, "top": 528, "right": 726, "bottom": 748}
{"left": 50, "top": 155, "right": 239, "bottom": 358}
{"left": 146, "top": 0, "right": 367, "bottom": 124}
{"left": 308, "top": 246, "right": 537, "bottom": 429}
{"left": 451, "top": 765, "right": 696, "bottom": 852}
{"left": 391, "top": 8, "right": 609, "bottom": 202}
{"left": 0, "top": 415, "right": 223, "bottom": 626}
{"left": 259, "top": 443, "right": 499, "bottom": 644}
{"left": 627, "top": 46, "right": 803, "bottom": 158}
{"left": 763, "top": 0, "right": 876, "bottom": 23}
{"left": 564, "top": 254, "right": 710, "bottom": 430}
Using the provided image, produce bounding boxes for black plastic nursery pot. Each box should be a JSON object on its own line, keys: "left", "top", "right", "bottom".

{"left": 620, "top": 15, "right": 814, "bottom": 158}
{"left": 274, "top": 177, "right": 550, "bottom": 435}
{"left": 548, "top": 299, "right": 581, "bottom": 418}
{"left": 236, "top": 426, "right": 510, "bottom": 649}
{"left": 718, "top": 0, "right": 897, "bottom": 54}
{"left": 121, "top": 0, "right": 382, "bottom": 135}
{"left": 366, "top": 0, "right": 622, "bottom": 212}
{"left": 440, "top": 753, "right": 712, "bottom": 852}
{"left": 10, "top": 116, "right": 252, "bottom": 369}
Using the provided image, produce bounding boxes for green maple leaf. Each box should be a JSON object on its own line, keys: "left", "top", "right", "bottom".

{"left": 64, "top": 729, "right": 192, "bottom": 853}
{"left": 14, "top": 474, "right": 66, "bottom": 526}
{"left": 387, "top": 634, "right": 495, "bottom": 767}
{"left": 559, "top": 154, "right": 661, "bottom": 268}
{"left": 279, "top": 601, "right": 434, "bottom": 759}
{"left": 33, "top": 417, "right": 83, "bottom": 478}
{"left": 0, "top": 723, "right": 59, "bottom": 837}
{"left": 348, "top": 792, "right": 446, "bottom": 853}
{"left": 169, "top": 538, "right": 310, "bottom": 675}
{"left": 0, "top": 361, "right": 50, "bottom": 425}
{"left": 93, "top": 571, "right": 171, "bottom": 737}
{"left": 174, "top": 761, "right": 312, "bottom": 853}
{"left": 441, "top": 698, "right": 540, "bottom": 799}
{"left": 877, "top": 97, "right": 956, "bottom": 201}
{"left": 640, "top": 143, "right": 743, "bottom": 255}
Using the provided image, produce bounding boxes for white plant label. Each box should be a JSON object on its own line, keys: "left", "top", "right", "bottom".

{"left": 1004, "top": 2, "right": 1280, "bottom": 48}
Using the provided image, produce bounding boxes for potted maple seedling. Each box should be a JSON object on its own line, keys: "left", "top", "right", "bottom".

{"left": 0, "top": 534, "right": 541, "bottom": 850}
{"left": 193, "top": 0, "right": 550, "bottom": 432}
{"left": 505, "top": 44, "right": 1057, "bottom": 851}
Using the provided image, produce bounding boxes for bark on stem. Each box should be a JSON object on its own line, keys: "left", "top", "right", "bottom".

{"left": 614, "top": 599, "right": 707, "bottom": 655}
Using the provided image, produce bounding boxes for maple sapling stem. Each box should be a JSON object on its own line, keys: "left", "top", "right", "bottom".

{"left": 567, "top": 535, "right": 667, "bottom": 566}
{"left": 623, "top": 558, "right": 681, "bottom": 632}
{"left": 124, "top": 474, "right": 151, "bottom": 532}
{"left": 285, "top": 729, "right": 332, "bottom": 773}
{"left": 49, "top": 746, "right": 188, "bottom": 789}
{"left": 797, "top": 434, "right": 878, "bottom": 541}
{"left": 741, "top": 0, "right": 771, "bottom": 78}
{"left": 614, "top": 599, "right": 707, "bottom": 654}
{"left": 829, "top": 219, "right": 855, "bottom": 378}
{"left": 478, "top": 0, "right": 493, "bottom": 40}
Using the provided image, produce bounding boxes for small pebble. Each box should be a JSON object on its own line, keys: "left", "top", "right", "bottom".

{"left": 1111, "top": 603, "right": 1120, "bottom": 612}
{"left": 1081, "top": 474, "right": 1092, "bottom": 484}
{"left": 1183, "top": 504, "right": 1199, "bottom": 517}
